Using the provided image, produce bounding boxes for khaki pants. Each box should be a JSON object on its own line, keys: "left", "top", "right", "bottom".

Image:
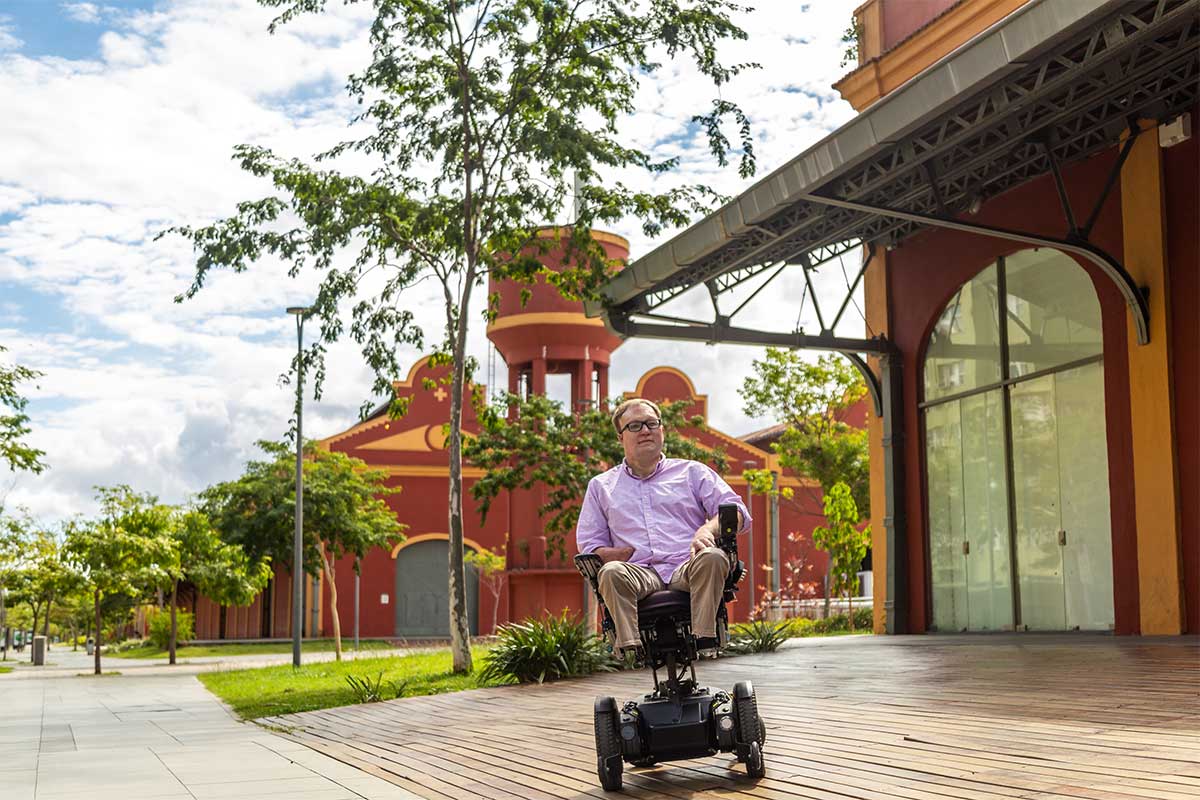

{"left": 596, "top": 547, "right": 730, "bottom": 649}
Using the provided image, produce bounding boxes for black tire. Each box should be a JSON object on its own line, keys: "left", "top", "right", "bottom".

{"left": 744, "top": 741, "right": 765, "bottom": 779}
{"left": 733, "top": 682, "right": 766, "bottom": 749}
{"left": 594, "top": 697, "right": 623, "bottom": 791}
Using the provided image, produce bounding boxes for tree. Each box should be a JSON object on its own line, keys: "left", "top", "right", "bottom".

{"left": 161, "top": 508, "right": 272, "bottom": 665}
{"left": 8, "top": 531, "right": 80, "bottom": 661}
{"left": 202, "top": 440, "right": 403, "bottom": 660}
{"left": 0, "top": 510, "right": 34, "bottom": 659}
{"left": 0, "top": 346, "right": 46, "bottom": 475}
{"left": 811, "top": 482, "right": 870, "bottom": 630}
{"left": 740, "top": 350, "right": 869, "bottom": 514}
{"left": 170, "top": 0, "right": 758, "bottom": 673}
{"left": 465, "top": 394, "right": 726, "bottom": 556}
{"left": 464, "top": 544, "right": 505, "bottom": 635}
{"left": 62, "top": 486, "right": 175, "bottom": 675}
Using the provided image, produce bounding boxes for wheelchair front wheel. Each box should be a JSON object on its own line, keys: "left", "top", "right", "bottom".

{"left": 744, "top": 741, "right": 765, "bottom": 779}
{"left": 594, "top": 696, "right": 623, "bottom": 791}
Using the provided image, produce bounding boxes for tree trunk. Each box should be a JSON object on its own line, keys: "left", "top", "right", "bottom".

{"left": 29, "top": 602, "right": 40, "bottom": 663}
{"left": 319, "top": 546, "right": 342, "bottom": 661}
{"left": 169, "top": 580, "right": 178, "bottom": 665}
{"left": 847, "top": 587, "right": 854, "bottom": 631}
{"left": 491, "top": 584, "right": 500, "bottom": 635}
{"left": 823, "top": 565, "right": 831, "bottom": 619}
{"left": 43, "top": 594, "right": 53, "bottom": 638}
{"left": 447, "top": 329, "right": 474, "bottom": 673}
{"left": 93, "top": 587, "right": 102, "bottom": 675}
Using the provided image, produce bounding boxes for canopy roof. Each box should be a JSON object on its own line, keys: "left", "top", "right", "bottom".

{"left": 588, "top": 0, "right": 1198, "bottom": 346}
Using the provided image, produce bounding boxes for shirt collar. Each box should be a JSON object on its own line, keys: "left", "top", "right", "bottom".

{"left": 622, "top": 455, "right": 665, "bottom": 480}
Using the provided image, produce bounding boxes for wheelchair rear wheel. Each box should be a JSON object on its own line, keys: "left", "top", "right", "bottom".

{"left": 593, "top": 696, "right": 623, "bottom": 791}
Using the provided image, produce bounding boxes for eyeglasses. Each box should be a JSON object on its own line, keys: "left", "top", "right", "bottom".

{"left": 620, "top": 419, "right": 662, "bottom": 433}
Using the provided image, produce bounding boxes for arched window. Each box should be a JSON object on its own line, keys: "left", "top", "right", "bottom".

{"left": 922, "top": 249, "right": 1113, "bottom": 632}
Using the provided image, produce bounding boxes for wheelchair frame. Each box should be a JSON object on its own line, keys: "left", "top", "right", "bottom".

{"left": 574, "top": 504, "right": 767, "bottom": 791}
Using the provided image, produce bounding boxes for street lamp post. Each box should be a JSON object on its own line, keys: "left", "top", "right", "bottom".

{"left": 287, "top": 305, "right": 310, "bottom": 668}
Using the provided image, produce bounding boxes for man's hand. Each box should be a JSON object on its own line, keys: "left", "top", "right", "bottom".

{"left": 595, "top": 546, "right": 635, "bottom": 564}
{"left": 691, "top": 526, "right": 716, "bottom": 554}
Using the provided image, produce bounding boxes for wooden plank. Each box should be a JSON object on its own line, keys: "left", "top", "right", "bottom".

{"left": 261, "top": 635, "right": 1200, "bottom": 800}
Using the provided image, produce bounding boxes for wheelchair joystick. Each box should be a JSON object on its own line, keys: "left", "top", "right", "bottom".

{"left": 574, "top": 503, "right": 767, "bottom": 791}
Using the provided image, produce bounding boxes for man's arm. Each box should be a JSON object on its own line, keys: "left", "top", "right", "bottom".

{"left": 690, "top": 463, "right": 752, "bottom": 553}
{"left": 576, "top": 479, "right": 635, "bottom": 563}
{"left": 690, "top": 509, "right": 745, "bottom": 554}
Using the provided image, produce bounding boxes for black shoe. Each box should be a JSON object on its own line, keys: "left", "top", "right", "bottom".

{"left": 695, "top": 637, "right": 720, "bottom": 659}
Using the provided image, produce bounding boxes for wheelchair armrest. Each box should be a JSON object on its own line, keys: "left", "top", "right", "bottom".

{"left": 717, "top": 503, "right": 741, "bottom": 561}
{"left": 574, "top": 553, "right": 604, "bottom": 595}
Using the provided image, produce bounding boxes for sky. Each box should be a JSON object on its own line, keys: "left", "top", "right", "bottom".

{"left": 0, "top": 0, "right": 863, "bottom": 523}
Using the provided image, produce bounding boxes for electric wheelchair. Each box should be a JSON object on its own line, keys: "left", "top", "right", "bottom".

{"left": 574, "top": 504, "right": 767, "bottom": 791}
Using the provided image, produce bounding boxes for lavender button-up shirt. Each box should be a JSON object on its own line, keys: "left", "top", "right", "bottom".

{"left": 575, "top": 457, "right": 752, "bottom": 583}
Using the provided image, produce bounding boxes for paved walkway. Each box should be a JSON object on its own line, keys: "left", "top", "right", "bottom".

{"left": 1, "top": 647, "right": 421, "bottom": 800}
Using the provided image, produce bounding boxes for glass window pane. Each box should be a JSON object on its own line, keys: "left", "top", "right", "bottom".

{"left": 924, "top": 264, "right": 1002, "bottom": 402}
{"left": 1004, "top": 249, "right": 1103, "bottom": 376}
{"left": 1055, "top": 364, "right": 1114, "bottom": 630}
{"left": 1010, "top": 375, "right": 1067, "bottom": 630}
{"left": 960, "top": 391, "right": 1013, "bottom": 631}
{"left": 926, "top": 262, "right": 1003, "bottom": 402}
{"left": 925, "top": 401, "right": 968, "bottom": 631}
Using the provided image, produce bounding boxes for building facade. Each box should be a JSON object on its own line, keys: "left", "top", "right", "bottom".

{"left": 581, "top": 0, "right": 1196, "bottom": 638}
{"left": 311, "top": 230, "right": 838, "bottom": 639}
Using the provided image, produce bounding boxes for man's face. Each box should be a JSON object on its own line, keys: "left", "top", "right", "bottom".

{"left": 618, "top": 403, "right": 664, "bottom": 463}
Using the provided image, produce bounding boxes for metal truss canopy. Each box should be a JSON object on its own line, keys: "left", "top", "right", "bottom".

{"left": 590, "top": 0, "right": 1198, "bottom": 354}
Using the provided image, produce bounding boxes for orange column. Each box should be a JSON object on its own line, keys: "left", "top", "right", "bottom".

{"left": 864, "top": 246, "right": 890, "bottom": 635}
{"left": 1121, "top": 124, "right": 1186, "bottom": 634}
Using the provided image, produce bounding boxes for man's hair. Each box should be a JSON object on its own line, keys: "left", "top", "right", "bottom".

{"left": 611, "top": 398, "right": 662, "bottom": 433}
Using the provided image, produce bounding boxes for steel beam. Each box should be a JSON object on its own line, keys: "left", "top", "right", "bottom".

{"left": 797, "top": 193, "right": 1152, "bottom": 344}
{"left": 606, "top": 317, "right": 892, "bottom": 354}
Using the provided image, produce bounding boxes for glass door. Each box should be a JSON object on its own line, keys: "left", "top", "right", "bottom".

{"left": 926, "top": 390, "right": 1013, "bottom": 631}
{"left": 961, "top": 391, "right": 1013, "bottom": 630}
{"left": 1010, "top": 365, "right": 1113, "bottom": 630}
{"left": 1010, "top": 375, "right": 1067, "bottom": 630}
{"left": 1055, "top": 364, "right": 1115, "bottom": 630}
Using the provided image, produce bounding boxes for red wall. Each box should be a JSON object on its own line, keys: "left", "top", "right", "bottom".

{"left": 887, "top": 146, "right": 1141, "bottom": 633}
{"left": 882, "top": 0, "right": 960, "bottom": 52}
{"left": 1164, "top": 108, "right": 1200, "bottom": 634}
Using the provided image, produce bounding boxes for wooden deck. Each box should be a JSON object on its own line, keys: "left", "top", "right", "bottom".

{"left": 264, "top": 634, "right": 1200, "bottom": 800}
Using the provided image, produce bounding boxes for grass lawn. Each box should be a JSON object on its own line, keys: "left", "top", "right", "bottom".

{"left": 0, "top": 665, "right": 12, "bottom": 674}
{"left": 110, "top": 639, "right": 397, "bottom": 660}
{"left": 199, "top": 646, "right": 501, "bottom": 719}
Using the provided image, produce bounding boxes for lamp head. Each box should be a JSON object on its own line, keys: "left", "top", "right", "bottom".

{"left": 286, "top": 306, "right": 310, "bottom": 316}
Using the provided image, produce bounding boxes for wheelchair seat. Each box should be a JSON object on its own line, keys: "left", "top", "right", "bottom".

{"left": 636, "top": 589, "right": 691, "bottom": 621}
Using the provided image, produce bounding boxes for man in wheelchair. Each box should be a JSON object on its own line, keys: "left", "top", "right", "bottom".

{"left": 573, "top": 398, "right": 767, "bottom": 790}
{"left": 575, "top": 398, "right": 751, "bottom": 660}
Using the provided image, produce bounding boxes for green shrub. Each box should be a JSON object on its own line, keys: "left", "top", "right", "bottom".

{"left": 479, "top": 611, "right": 618, "bottom": 684}
{"left": 148, "top": 610, "right": 195, "bottom": 651}
{"left": 789, "top": 607, "right": 874, "bottom": 636}
{"left": 113, "top": 638, "right": 150, "bottom": 652}
{"left": 345, "top": 671, "right": 387, "bottom": 703}
{"left": 726, "top": 619, "right": 792, "bottom": 654}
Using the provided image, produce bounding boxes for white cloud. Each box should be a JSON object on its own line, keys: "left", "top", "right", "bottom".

{"left": 2, "top": 0, "right": 861, "bottom": 522}
{"left": 62, "top": 3, "right": 103, "bottom": 25}
{"left": 0, "top": 15, "right": 22, "bottom": 51}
